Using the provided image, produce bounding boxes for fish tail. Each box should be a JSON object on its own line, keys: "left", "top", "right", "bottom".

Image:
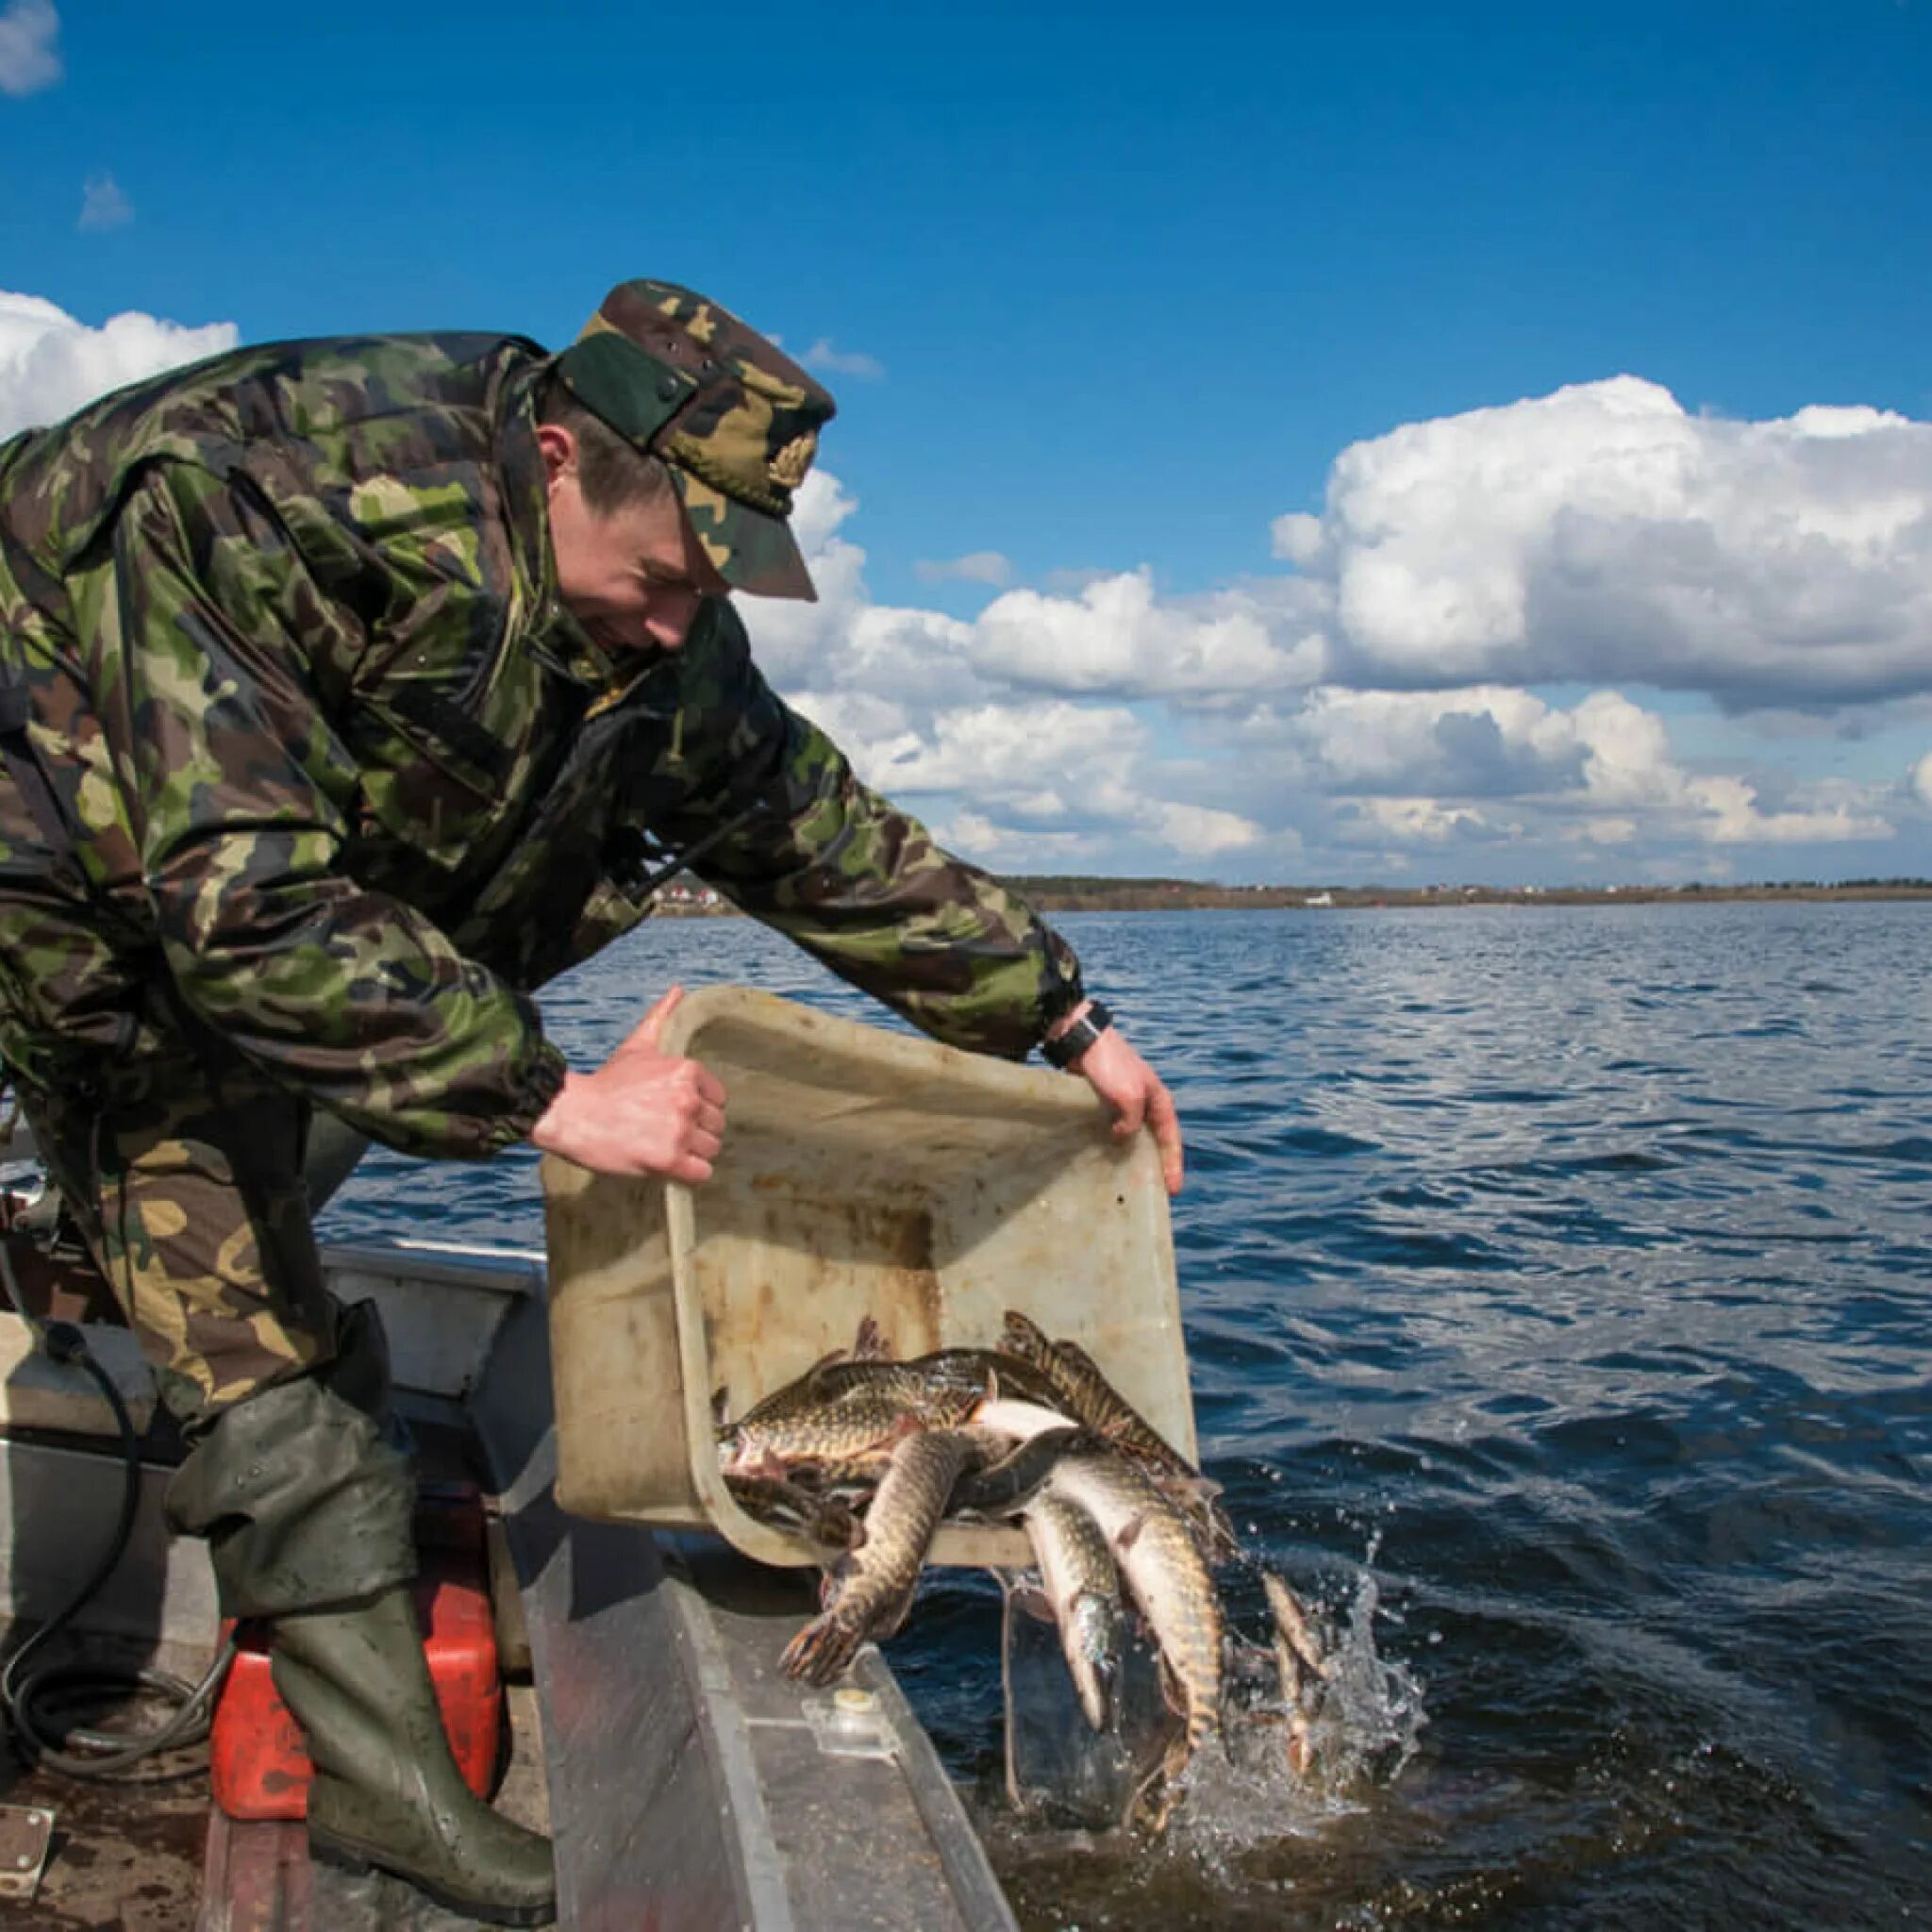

{"left": 1000, "top": 1309, "right": 1050, "bottom": 1360}
{"left": 781, "top": 1609, "right": 863, "bottom": 1685}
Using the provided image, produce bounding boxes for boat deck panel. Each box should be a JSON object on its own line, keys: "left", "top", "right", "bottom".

{"left": 0, "top": 1716, "right": 208, "bottom": 1930}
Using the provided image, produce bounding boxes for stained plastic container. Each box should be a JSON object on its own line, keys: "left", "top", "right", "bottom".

{"left": 209, "top": 1487, "right": 503, "bottom": 1822}
{"left": 541, "top": 985, "right": 1193, "bottom": 1568}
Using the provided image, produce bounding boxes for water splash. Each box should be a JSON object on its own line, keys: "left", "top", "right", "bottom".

{"left": 994, "top": 1538, "right": 1426, "bottom": 1864}
{"left": 976, "top": 1546, "right": 1430, "bottom": 1931}
{"left": 1173, "top": 1544, "right": 1428, "bottom": 1865}
{"left": 1297, "top": 1547, "right": 1430, "bottom": 1793}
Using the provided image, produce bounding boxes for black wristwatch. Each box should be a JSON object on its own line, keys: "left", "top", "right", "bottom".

{"left": 1041, "top": 1000, "right": 1113, "bottom": 1070}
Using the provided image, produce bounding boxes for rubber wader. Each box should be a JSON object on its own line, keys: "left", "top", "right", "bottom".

{"left": 165, "top": 1301, "right": 555, "bottom": 1927}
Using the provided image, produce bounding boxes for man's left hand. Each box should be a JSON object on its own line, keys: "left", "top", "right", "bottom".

{"left": 1066, "top": 1025, "right": 1185, "bottom": 1195}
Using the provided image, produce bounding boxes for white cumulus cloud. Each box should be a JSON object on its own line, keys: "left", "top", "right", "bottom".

{"left": 746, "top": 380, "right": 1924, "bottom": 877}
{"left": 0, "top": 0, "right": 59, "bottom": 96}
{"left": 802, "top": 338, "right": 884, "bottom": 381}
{"left": 1153, "top": 801, "right": 1265, "bottom": 857}
{"left": 0, "top": 289, "right": 237, "bottom": 437}
{"left": 1287, "top": 375, "right": 1932, "bottom": 708}
{"left": 973, "top": 569, "right": 1325, "bottom": 699}
{"left": 751, "top": 475, "right": 1275, "bottom": 865}
{"left": 1913, "top": 752, "right": 1932, "bottom": 811}
{"left": 78, "top": 172, "right": 132, "bottom": 232}
{"left": 1290, "top": 684, "right": 1894, "bottom": 852}
{"left": 914, "top": 550, "right": 1012, "bottom": 587}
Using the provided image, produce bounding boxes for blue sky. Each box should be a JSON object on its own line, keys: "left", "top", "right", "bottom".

{"left": 6, "top": 0, "right": 1932, "bottom": 884}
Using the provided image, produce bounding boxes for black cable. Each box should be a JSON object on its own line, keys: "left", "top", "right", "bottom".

{"left": 0, "top": 1320, "right": 236, "bottom": 1779}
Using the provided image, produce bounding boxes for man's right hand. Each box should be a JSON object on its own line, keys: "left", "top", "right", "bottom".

{"left": 528, "top": 986, "right": 726, "bottom": 1181}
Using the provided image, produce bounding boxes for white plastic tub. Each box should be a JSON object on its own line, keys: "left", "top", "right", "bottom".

{"left": 541, "top": 986, "right": 1192, "bottom": 1568}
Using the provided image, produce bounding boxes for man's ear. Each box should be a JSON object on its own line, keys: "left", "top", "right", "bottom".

{"left": 535, "top": 422, "right": 576, "bottom": 482}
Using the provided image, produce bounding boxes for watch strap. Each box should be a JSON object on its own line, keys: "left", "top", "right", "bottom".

{"left": 1041, "top": 999, "right": 1113, "bottom": 1070}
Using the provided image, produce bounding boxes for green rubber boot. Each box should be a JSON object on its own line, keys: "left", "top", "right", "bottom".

{"left": 166, "top": 1303, "right": 554, "bottom": 1926}
{"left": 272, "top": 1583, "right": 556, "bottom": 1927}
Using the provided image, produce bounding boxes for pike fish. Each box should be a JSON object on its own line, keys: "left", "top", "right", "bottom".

{"left": 1044, "top": 1445, "right": 1225, "bottom": 1765}
{"left": 1000, "top": 1310, "right": 1236, "bottom": 1558}
{"left": 719, "top": 1333, "right": 1070, "bottom": 1471}
{"left": 791, "top": 1347, "right": 1067, "bottom": 1413}
{"left": 1016, "top": 1491, "right": 1126, "bottom": 1732}
{"left": 780, "top": 1426, "right": 999, "bottom": 1685}
{"left": 999, "top": 1310, "right": 1196, "bottom": 1480}
{"left": 1262, "top": 1570, "right": 1330, "bottom": 1776}
{"left": 718, "top": 1373, "right": 981, "bottom": 1474}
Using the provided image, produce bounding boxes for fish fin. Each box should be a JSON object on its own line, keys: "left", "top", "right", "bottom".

{"left": 1285, "top": 1713, "right": 1315, "bottom": 1776}
{"left": 848, "top": 1314, "right": 892, "bottom": 1361}
{"left": 1115, "top": 1509, "right": 1152, "bottom": 1555}
{"left": 802, "top": 1348, "right": 852, "bottom": 1396}
{"left": 1153, "top": 1471, "right": 1239, "bottom": 1561}
{"left": 1157, "top": 1470, "right": 1224, "bottom": 1511}
{"left": 1192, "top": 1504, "right": 1242, "bottom": 1565}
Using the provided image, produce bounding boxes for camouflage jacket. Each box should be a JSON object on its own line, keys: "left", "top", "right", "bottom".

{"left": 0, "top": 334, "right": 1083, "bottom": 1158}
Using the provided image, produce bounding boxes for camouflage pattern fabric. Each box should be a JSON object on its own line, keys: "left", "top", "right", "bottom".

{"left": 10, "top": 1041, "right": 335, "bottom": 1422}
{"left": 0, "top": 326, "right": 1084, "bottom": 1407}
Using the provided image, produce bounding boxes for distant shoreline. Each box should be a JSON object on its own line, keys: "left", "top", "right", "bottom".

{"left": 1002, "top": 880, "right": 1932, "bottom": 911}
{"left": 652, "top": 880, "right": 1932, "bottom": 916}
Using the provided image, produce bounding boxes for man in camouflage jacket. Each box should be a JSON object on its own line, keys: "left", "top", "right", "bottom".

{"left": 0, "top": 278, "right": 1181, "bottom": 1920}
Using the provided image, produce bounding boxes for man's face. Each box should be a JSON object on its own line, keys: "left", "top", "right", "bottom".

{"left": 539, "top": 425, "right": 727, "bottom": 654}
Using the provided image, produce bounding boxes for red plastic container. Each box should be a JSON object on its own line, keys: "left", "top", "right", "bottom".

{"left": 209, "top": 1486, "right": 504, "bottom": 1823}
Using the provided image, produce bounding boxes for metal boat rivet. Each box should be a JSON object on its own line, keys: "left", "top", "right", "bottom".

{"left": 833, "top": 1688, "right": 876, "bottom": 1719}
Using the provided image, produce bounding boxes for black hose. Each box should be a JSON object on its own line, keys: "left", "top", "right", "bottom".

{"left": 0, "top": 1320, "right": 235, "bottom": 1779}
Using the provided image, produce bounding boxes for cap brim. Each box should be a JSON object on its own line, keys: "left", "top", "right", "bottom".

{"left": 667, "top": 467, "right": 817, "bottom": 602}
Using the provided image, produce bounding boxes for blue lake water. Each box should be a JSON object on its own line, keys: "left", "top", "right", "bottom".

{"left": 323, "top": 901, "right": 1932, "bottom": 1929}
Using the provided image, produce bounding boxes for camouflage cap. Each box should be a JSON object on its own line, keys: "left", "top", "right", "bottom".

{"left": 553, "top": 279, "right": 835, "bottom": 601}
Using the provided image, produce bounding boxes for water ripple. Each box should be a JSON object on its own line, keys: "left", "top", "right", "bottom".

{"left": 320, "top": 899, "right": 1932, "bottom": 1928}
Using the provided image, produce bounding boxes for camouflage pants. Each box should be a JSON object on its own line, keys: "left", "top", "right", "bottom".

{"left": 8, "top": 1045, "right": 341, "bottom": 1424}
{"left": 0, "top": 887, "right": 340, "bottom": 1427}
